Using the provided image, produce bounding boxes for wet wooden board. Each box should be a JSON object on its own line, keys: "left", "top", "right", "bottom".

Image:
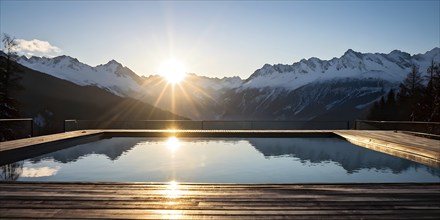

{"left": 335, "top": 130, "right": 440, "bottom": 167}
{"left": 0, "top": 182, "right": 439, "bottom": 219}
{"left": 0, "top": 130, "right": 103, "bottom": 152}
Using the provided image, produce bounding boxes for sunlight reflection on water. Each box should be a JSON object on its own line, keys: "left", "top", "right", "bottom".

{"left": 3, "top": 137, "right": 439, "bottom": 183}
{"left": 163, "top": 180, "right": 184, "bottom": 199}
{"left": 166, "top": 137, "right": 181, "bottom": 153}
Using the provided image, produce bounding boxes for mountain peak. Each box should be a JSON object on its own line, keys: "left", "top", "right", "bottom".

{"left": 106, "top": 59, "right": 122, "bottom": 66}
{"left": 423, "top": 47, "right": 440, "bottom": 57}
{"left": 52, "top": 55, "right": 80, "bottom": 63}
{"left": 387, "top": 49, "right": 410, "bottom": 59}
{"left": 342, "top": 49, "right": 364, "bottom": 60}
{"left": 262, "top": 63, "right": 272, "bottom": 69}
{"left": 344, "top": 49, "right": 359, "bottom": 55}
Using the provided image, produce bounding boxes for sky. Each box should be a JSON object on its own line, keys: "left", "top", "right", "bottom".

{"left": 1, "top": 0, "right": 439, "bottom": 79}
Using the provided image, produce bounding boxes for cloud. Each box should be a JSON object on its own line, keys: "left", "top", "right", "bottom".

{"left": 14, "top": 39, "right": 62, "bottom": 57}
{"left": 21, "top": 166, "right": 60, "bottom": 177}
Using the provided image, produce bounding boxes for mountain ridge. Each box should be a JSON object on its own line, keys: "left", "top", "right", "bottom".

{"left": 243, "top": 47, "right": 439, "bottom": 91}
{"left": 6, "top": 47, "right": 440, "bottom": 121}
{"left": 16, "top": 55, "right": 143, "bottom": 96}
{"left": 12, "top": 47, "right": 439, "bottom": 86}
{"left": 0, "top": 57, "right": 186, "bottom": 136}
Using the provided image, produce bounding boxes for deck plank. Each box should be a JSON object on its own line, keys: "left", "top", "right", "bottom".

{"left": 0, "top": 182, "right": 439, "bottom": 219}
{"left": 334, "top": 130, "right": 440, "bottom": 167}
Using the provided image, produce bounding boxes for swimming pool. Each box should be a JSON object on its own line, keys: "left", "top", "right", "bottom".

{"left": 2, "top": 136, "right": 438, "bottom": 183}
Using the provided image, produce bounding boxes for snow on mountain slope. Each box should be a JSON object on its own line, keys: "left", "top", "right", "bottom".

{"left": 215, "top": 48, "right": 440, "bottom": 121}
{"left": 10, "top": 47, "right": 440, "bottom": 121}
{"left": 17, "top": 55, "right": 143, "bottom": 96}
{"left": 243, "top": 48, "right": 440, "bottom": 91}
{"left": 190, "top": 74, "right": 243, "bottom": 91}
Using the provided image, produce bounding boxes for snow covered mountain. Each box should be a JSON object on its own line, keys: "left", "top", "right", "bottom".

{"left": 12, "top": 47, "right": 440, "bottom": 122}
{"left": 17, "top": 56, "right": 143, "bottom": 96}
{"left": 217, "top": 48, "right": 439, "bottom": 122}
{"left": 243, "top": 48, "right": 438, "bottom": 91}
{"left": 139, "top": 48, "right": 439, "bottom": 121}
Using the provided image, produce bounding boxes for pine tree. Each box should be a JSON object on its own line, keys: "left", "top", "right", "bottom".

{"left": 384, "top": 89, "right": 398, "bottom": 120}
{"left": 367, "top": 64, "right": 440, "bottom": 123}
{"left": 0, "top": 34, "right": 22, "bottom": 140}
{"left": 367, "top": 99, "right": 380, "bottom": 120}
{"left": 427, "top": 62, "right": 440, "bottom": 121}
{"left": 398, "top": 65, "right": 424, "bottom": 120}
{"left": 420, "top": 60, "right": 439, "bottom": 121}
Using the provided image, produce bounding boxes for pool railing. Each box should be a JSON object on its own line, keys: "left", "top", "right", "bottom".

{"left": 64, "top": 120, "right": 351, "bottom": 131}
{"left": 354, "top": 120, "right": 440, "bottom": 135}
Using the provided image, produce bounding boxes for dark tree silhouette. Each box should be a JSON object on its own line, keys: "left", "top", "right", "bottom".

{"left": 425, "top": 61, "right": 440, "bottom": 121}
{"left": 0, "top": 162, "right": 23, "bottom": 181}
{"left": 398, "top": 65, "right": 424, "bottom": 120}
{"left": 384, "top": 89, "right": 398, "bottom": 120}
{"left": 367, "top": 89, "right": 397, "bottom": 121}
{"left": 0, "top": 34, "right": 22, "bottom": 140}
{"left": 367, "top": 63, "right": 440, "bottom": 122}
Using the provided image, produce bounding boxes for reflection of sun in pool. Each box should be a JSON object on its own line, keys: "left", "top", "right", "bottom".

{"left": 160, "top": 181, "right": 184, "bottom": 219}
{"left": 166, "top": 136, "right": 180, "bottom": 152}
{"left": 164, "top": 180, "right": 182, "bottom": 198}
{"left": 158, "top": 59, "right": 186, "bottom": 84}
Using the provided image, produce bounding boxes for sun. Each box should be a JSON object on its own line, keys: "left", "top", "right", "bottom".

{"left": 158, "top": 59, "right": 186, "bottom": 84}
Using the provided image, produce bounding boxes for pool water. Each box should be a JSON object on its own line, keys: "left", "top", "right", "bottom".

{"left": 1, "top": 137, "right": 439, "bottom": 183}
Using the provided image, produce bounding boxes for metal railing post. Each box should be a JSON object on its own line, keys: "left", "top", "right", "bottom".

{"left": 30, "top": 119, "right": 33, "bottom": 137}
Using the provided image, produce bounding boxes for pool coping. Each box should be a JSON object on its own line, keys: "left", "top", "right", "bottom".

{"left": 0, "top": 129, "right": 439, "bottom": 168}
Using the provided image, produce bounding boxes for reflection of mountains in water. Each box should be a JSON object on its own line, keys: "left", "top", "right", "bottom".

{"left": 29, "top": 137, "right": 247, "bottom": 164}
{"left": 29, "top": 138, "right": 143, "bottom": 163}
{"left": 248, "top": 138, "right": 440, "bottom": 175}
{"left": 27, "top": 137, "right": 439, "bottom": 177}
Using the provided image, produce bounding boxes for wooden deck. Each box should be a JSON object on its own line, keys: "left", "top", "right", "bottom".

{"left": 0, "top": 130, "right": 440, "bottom": 219}
{"left": 334, "top": 130, "right": 440, "bottom": 167}
{"left": 1, "top": 182, "right": 439, "bottom": 219}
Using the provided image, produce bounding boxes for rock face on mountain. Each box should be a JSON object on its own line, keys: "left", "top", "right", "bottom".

{"left": 14, "top": 48, "right": 440, "bottom": 123}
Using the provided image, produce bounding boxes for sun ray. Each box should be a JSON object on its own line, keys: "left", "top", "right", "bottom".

{"left": 153, "top": 83, "right": 171, "bottom": 107}
{"left": 175, "top": 83, "right": 201, "bottom": 118}
{"left": 171, "top": 84, "right": 176, "bottom": 119}
{"left": 181, "top": 80, "right": 217, "bottom": 103}
{"left": 148, "top": 82, "right": 171, "bottom": 118}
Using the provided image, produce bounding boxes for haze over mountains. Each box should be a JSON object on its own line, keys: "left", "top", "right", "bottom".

{"left": 7, "top": 48, "right": 440, "bottom": 127}
{"left": 0, "top": 53, "right": 185, "bottom": 135}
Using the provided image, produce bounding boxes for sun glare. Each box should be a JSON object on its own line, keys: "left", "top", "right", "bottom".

{"left": 158, "top": 59, "right": 186, "bottom": 84}
{"left": 166, "top": 136, "right": 181, "bottom": 152}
